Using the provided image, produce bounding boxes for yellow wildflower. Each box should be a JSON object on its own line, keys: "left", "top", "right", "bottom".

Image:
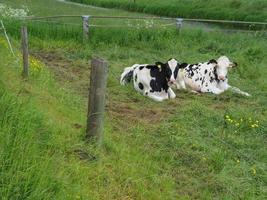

{"left": 236, "top": 159, "right": 240, "bottom": 163}
{"left": 251, "top": 168, "right": 256, "bottom": 175}
{"left": 29, "top": 56, "right": 43, "bottom": 72}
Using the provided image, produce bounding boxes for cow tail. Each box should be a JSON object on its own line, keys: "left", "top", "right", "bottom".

{"left": 120, "top": 65, "right": 137, "bottom": 85}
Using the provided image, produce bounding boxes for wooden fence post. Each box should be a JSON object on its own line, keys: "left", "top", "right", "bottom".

{"left": 21, "top": 26, "right": 29, "bottom": 77}
{"left": 86, "top": 57, "right": 108, "bottom": 144}
{"left": 176, "top": 18, "right": 183, "bottom": 32}
{"left": 82, "top": 15, "right": 90, "bottom": 42}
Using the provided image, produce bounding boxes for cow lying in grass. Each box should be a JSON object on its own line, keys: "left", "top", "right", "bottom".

{"left": 120, "top": 58, "right": 179, "bottom": 101}
{"left": 176, "top": 56, "right": 250, "bottom": 96}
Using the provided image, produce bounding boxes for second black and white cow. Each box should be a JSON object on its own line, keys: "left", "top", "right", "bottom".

{"left": 120, "top": 58, "right": 179, "bottom": 101}
{"left": 176, "top": 56, "right": 250, "bottom": 96}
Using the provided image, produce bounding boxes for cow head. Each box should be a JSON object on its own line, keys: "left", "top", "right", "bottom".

{"left": 215, "top": 56, "right": 237, "bottom": 81}
{"left": 155, "top": 58, "right": 179, "bottom": 86}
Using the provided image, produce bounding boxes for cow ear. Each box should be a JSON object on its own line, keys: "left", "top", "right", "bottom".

{"left": 230, "top": 62, "right": 238, "bottom": 68}
{"left": 208, "top": 59, "right": 218, "bottom": 65}
{"left": 155, "top": 62, "right": 163, "bottom": 66}
{"left": 180, "top": 63, "right": 188, "bottom": 69}
{"left": 155, "top": 62, "right": 164, "bottom": 71}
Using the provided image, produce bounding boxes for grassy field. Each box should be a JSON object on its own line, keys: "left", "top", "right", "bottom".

{"left": 69, "top": 0, "right": 267, "bottom": 22}
{"left": 1, "top": 0, "right": 267, "bottom": 199}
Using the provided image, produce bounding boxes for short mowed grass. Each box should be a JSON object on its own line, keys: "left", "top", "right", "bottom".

{"left": 69, "top": 0, "right": 267, "bottom": 22}
{"left": 1, "top": 0, "right": 267, "bottom": 199}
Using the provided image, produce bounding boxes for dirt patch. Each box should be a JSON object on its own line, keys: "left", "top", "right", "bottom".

{"left": 108, "top": 102, "right": 167, "bottom": 124}
{"left": 33, "top": 51, "right": 90, "bottom": 96}
{"left": 107, "top": 98, "right": 183, "bottom": 128}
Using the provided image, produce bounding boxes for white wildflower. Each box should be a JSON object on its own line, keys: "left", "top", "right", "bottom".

{"left": 0, "top": 3, "right": 29, "bottom": 18}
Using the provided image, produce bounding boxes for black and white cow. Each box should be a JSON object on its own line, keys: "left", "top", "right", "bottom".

{"left": 176, "top": 56, "right": 250, "bottom": 96}
{"left": 120, "top": 58, "right": 179, "bottom": 101}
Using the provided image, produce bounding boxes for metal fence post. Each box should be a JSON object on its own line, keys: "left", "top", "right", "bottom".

{"left": 176, "top": 18, "right": 183, "bottom": 32}
{"left": 82, "top": 15, "right": 90, "bottom": 42}
{"left": 21, "top": 26, "right": 29, "bottom": 78}
{"left": 86, "top": 57, "right": 108, "bottom": 144}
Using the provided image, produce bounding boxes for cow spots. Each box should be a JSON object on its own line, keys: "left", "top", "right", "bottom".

{"left": 185, "top": 64, "right": 195, "bottom": 78}
{"left": 208, "top": 59, "right": 217, "bottom": 65}
{"left": 134, "top": 74, "right": 137, "bottom": 82}
{"left": 201, "top": 78, "right": 205, "bottom": 85}
{"left": 138, "top": 82, "right": 144, "bottom": 90}
{"left": 139, "top": 66, "right": 144, "bottom": 70}
{"left": 213, "top": 68, "right": 219, "bottom": 82}
{"left": 148, "top": 64, "right": 171, "bottom": 93}
{"left": 210, "top": 77, "right": 214, "bottom": 83}
{"left": 189, "top": 64, "right": 194, "bottom": 68}
{"left": 150, "top": 79, "right": 165, "bottom": 92}
{"left": 174, "top": 66, "right": 179, "bottom": 79}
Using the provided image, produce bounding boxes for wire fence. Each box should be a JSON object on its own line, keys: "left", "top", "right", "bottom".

{"left": 1, "top": 15, "right": 265, "bottom": 184}
{"left": 28, "top": 19, "right": 179, "bottom": 29}
{"left": 16, "top": 14, "right": 267, "bottom": 38}
{"left": 21, "top": 15, "right": 267, "bottom": 26}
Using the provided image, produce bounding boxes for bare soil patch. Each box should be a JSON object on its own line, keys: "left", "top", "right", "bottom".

{"left": 33, "top": 51, "right": 90, "bottom": 96}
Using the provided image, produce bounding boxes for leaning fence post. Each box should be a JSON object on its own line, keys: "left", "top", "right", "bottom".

{"left": 21, "top": 26, "right": 29, "bottom": 77}
{"left": 86, "top": 57, "right": 108, "bottom": 144}
{"left": 82, "top": 15, "right": 90, "bottom": 42}
{"left": 176, "top": 18, "right": 183, "bottom": 33}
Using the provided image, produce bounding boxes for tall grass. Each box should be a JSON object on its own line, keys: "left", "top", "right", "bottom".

{"left": 1, "top": 3, "right": 266, "bottom": 198}
{"left": 69, "top": 0, "right": 267, "bottom": 22}
{"left": 0, "top": 81, "right": 62, "bottom": 199}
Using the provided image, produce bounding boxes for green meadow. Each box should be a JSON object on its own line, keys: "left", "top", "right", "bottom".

{"left": 69, "top": 0, "right": 267, "bottom": 22}
{"left": 0, "top": 0, "right": 266, "bottom": 199}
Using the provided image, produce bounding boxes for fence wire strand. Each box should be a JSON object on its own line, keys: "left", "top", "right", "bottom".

{"left": 28, "top": 19, "right": 81, "bottom": 26}
{"left": 21, "top": 17, "right": 267, "bottom": 34}
{"left": 21, "top": 15, "right": 267, "bottom": 26}
{"left": 1, "top": 20, "right": 16, "bottom": 57}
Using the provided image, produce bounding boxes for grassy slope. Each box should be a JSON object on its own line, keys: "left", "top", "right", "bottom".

{"left": 1, "top": 0, "right": 267, "bottom": 199}
{"left": 69, "top": 0, "right": 267, "bottom": 22}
